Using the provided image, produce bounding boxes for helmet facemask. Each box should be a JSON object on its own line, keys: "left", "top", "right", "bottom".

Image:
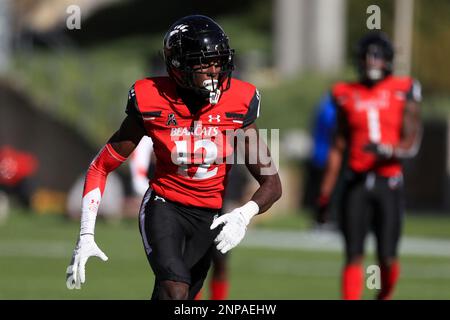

{"left": 187, "top": 52, "right": 234, "bottom": 104}
{"left": 168, "top": 49, "right": 234, "bottom": 105}
{"left": 363, "top": 44, "right": 387, "bottom": 81}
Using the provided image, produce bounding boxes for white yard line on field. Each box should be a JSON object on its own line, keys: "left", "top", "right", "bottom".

{"left": 0, "top": 241, "right": 73, "bottom": 258}
{"left": 0, "top": 230, "right": 449, "bottom": 258}
{"left": 241, "top": 229, "right": 450, "bottom": 258}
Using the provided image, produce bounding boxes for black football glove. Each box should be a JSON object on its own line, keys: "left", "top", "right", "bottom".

{"left": 363, "top": 142, "right": 394, "bottom": 159}
{"left": 315, "top": 194, "right": 330, "bottom": 225}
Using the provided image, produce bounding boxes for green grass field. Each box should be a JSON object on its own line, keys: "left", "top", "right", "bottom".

{"left": 0, "top": 209, "right": 449, "bottom": 300}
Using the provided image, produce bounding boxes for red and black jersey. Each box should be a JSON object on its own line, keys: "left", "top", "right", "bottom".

{"left": 332, "top": 75, "right": 421, "bottom": 177}
{"left": 126, "top": 77, "right": 260, "bottom": 209}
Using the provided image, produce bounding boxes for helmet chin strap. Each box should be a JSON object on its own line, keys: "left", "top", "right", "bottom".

{"left": 202, "top": 79, "right": 221, "bottom": 105}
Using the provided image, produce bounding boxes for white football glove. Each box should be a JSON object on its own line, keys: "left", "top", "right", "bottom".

{"left": 66, "top": 234, "right": 108, "bottom": 290}
{"left": 210, "top": 201, "right": 259, "bottom": 254}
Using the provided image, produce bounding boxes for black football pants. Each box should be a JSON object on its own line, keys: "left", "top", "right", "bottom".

{"left": 339, "top": 171, "right": 404, "bottom": 264}
{"left": 138, "top": 189, "right": 220, "bottom": 300}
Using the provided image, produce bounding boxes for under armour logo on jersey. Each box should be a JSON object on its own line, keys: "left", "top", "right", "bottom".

{"left": 208, "top": 115, "right": 221, "bottom": 123}
{"left": 167, "top": 113, "right": 178, "bottom": 126}
{"left": 169, "top": 24, "right": 189, "bottom": 37}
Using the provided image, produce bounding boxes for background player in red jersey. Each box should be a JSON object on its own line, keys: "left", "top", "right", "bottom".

{"left": 318, "top": 32, "right": 422, "bottom": 300}
{"left": 65, "top": 15, "right": 281, "bottom": 300}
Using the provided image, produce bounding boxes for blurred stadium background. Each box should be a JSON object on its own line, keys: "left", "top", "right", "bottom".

{"left": 0, "top": 0, "right": 449, "bottom": 299}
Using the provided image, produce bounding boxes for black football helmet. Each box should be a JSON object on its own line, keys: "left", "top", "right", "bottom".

{"left": 355, "top": 31, "right": 394, "bottom": 82}
{"left": 163, "top": 15, "right": 235, "bottom": 100}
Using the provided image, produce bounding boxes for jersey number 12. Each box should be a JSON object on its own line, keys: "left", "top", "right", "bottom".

{"left": 174, "top": 140, "right": 218, "bottom": 179}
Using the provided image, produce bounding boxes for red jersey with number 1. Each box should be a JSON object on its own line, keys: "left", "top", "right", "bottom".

{"left": 126, "top": 77, "right": 260, "bottom": 209}
{"left": 332, "top": 75, "right": 420, "bottom": 177}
